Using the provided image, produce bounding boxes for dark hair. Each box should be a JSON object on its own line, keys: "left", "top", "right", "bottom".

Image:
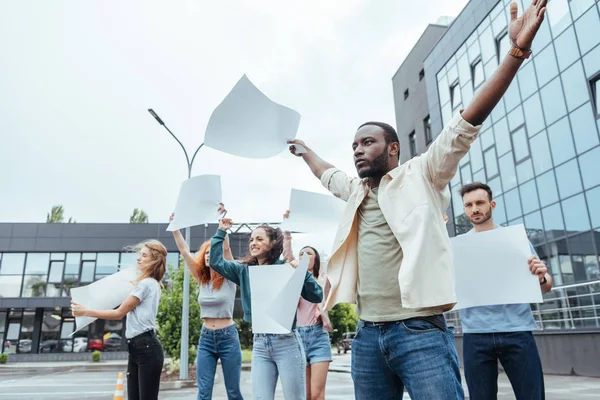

{"left": 459, "top": 181, "right": 493, "bottom": 201}
{"left": 301, "top": 246, "right": 321, "bottom": 279}
{"left": 357, "top": 121, "right": 400, "bottom": 160}
{"left": 243, "top": 224, "right": 283, "bottom": 266}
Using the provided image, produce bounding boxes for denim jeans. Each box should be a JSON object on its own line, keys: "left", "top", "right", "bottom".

{"left": 351, "top": 315, "right": 463, "bottom": 400}
{"left": 126, "top": 331, "right": 164, "bottom": 400}
{"left": 297, "top": 323, "right": 333, "bottom": 365}
{"left": 196, "top": 324, "right": 243, "bottom": 400}
{"left": 252, "top": 331, "right": 306, "bottom": 400}
{"left": 463, "top": 331, "right": 545, "bottom": 400}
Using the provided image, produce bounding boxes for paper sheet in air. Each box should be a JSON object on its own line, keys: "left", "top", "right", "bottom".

{"left": 204, "top": 75, "right": 301, "bottom": 159}
{"left": 280, "top": 189, "right": 345, "bottom": 234}
{"left": 249, "top": 256, "right": 309, "bottom": 334}
{"left": 167, "top": 175, "right": 222, "bottom": 231}
{"left": 452, "top": 224, "right": 543, "bottom": 310}
{"left": 70, "top": 267, "right": 140, "bottom": 335}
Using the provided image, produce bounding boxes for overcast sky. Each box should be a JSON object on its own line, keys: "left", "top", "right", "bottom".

{"left": 0, "top": 0, "right": 469, "bottom": 228}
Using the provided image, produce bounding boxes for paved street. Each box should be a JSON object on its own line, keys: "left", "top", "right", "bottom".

{"left": 1, "top": 354, "right": 600, "bottom": 399}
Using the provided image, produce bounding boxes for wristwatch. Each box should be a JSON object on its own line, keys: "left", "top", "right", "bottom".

{"left": 509, "top": 45, "right": 532, "bottom": 59}
{"left": 540, "top": 276, "right": 547, "bottom": 285}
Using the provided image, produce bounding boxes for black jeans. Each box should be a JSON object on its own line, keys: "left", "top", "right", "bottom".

{"left": 127, "top": 331, "right": 165, "bottom": 400}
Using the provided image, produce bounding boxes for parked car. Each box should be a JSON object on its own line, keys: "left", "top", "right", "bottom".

{"left": 87, "top": 338, "right": 103, "bottom": 351}
{"left": 103, "top": 333, "right": 122, "bottom": 352}
{"left": 17, "top": 339, "right": 32, "bottom": 353}
{"left": 73, "top": 337, "right": 88, "bottom": 353}
{"left": 39, "top": 340, "right": 61, "bottom": 353}
{"left": 336, "top": 332, "right": 355, "bottom": 354}
{"left": 61, "top": 340, "right": 73, "bottom": 353}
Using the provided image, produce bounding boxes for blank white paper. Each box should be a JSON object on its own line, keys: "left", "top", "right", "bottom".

{"left": 452, "top": 224, "right": 543, "bottom": 310}
{"left": 167, "top": 175, "right": 222, "bottom": 232}
{"left": 280, "top": 189, "right": 345, "bottom": 234}
{"left": 204, "top": 75, "right": 301, "bottom": 159}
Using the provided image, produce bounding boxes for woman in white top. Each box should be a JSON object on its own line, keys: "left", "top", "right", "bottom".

{"left": 71, "top": 239, "right": 167, "bottom": 400}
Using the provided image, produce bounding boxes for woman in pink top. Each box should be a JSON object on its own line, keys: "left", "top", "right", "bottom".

{"left": 283, "top": 211, "right": 333, "bottom": 400}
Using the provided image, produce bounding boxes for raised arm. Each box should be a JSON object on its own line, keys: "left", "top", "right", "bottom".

{"left": 169, "top": 213, "right": 199, "bottom": 278}
{"left": 288, "top": 139, "right": 335, "bottom": 179}
{"left": 209, "top": 218, "right": 244, "bottom": 285}
{"left": 218, "top": 203, "right": 234, "bottom": 261}
{"left": 282, "top": 210, "right": 295, "bottom": 262}
{"left": 462, "top": 0, "right": 547, "bottom": 125}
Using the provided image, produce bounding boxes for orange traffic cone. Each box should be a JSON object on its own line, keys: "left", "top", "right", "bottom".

{"left": 113, "top": 372, "right": 124, "bottom": 400}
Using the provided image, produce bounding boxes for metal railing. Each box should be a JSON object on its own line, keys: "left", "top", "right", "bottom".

{"left": 445, "top": 280, "right": 600, "bottom": 334}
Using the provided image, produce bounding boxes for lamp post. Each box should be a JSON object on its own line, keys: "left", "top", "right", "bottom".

{"left": 148, "top": 108, "right": 203, "bottom": 380}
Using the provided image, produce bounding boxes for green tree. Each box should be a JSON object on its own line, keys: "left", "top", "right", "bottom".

{"left": 328, "top": 303, "right": 359, "bottom": 345}
{"left": 156, "top": 259, "right": 202, "bottom": 361}
{"left": 130, "top": 208, "right": 149, "bottom": 223}
{"left": 46, "top": 205, "right": 75, "bottom": 223}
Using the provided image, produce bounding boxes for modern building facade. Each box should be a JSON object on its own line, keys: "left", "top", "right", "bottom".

{"left": 392, "top": 0, "right": 600, "bottom": 375}
{"left": 0, "top": 222, "right": 251, "bottom": 358}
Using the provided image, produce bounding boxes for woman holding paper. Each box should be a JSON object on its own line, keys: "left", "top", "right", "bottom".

{"left": 210, "top": 217, "right": 323, "bottom": 400}
{"left": 170, "top": 207, "right": 244, "bottom": 400}
{"left": 283, "top": 210, "right": 332, "bottom": 400}
{"left": 71, "top": 240, "right": 167, "bottom": 400}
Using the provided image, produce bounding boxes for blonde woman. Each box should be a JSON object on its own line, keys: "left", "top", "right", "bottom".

{"left": 71, "top": 240, "right": 167, "bottom": 400}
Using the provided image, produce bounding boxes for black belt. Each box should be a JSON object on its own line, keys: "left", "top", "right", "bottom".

{"left": 127, "top": 330, "right": 157, "bottom": 344}
{"left": 362, "top": 314, "right": 446, "bottom": 331}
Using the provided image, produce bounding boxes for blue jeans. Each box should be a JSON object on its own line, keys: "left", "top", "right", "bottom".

{"left": 196, "top": 324, "right": 243, "bottom": 400}
{"left": 351, "top": 315, "right": 463, "bottom": 400}
{"left": 252, "top": 331, "right": 306, "bottom": 400}
{"left": 463, "top": 331, "right": 544, "bottom": 400}
{"left": 297, "top": 323, "right": 333, "bottom": 365}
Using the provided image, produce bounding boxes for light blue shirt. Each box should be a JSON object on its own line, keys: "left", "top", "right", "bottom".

{"left": 126, "top": 278, "right": 161, "bottom": 338}
{"left": 458, "top": 226, "right": 540, "bottom": 334}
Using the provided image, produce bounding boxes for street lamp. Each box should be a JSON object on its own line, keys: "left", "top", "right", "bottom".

{"left": 148, "top": 108, "right": 203, "bottom": 380}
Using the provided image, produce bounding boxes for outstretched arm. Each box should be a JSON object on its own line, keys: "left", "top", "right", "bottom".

{"left": 462, "top": 0, "right": 547, "bottom": 126}
{"left": 282, "top": 210, "right": 296, "bottom": 263}
{"left": 209, "top": 218, "right": 244, "bottom": 285}
{"left": 288, "top": 139, "right": 335, "bottom": 179}
{"left": 170, "top": 214, "right": 199, "bottom": 279}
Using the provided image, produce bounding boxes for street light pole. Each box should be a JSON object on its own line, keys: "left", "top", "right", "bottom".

{"left": 148, "top": 108, "right": 203, "bottom": 380}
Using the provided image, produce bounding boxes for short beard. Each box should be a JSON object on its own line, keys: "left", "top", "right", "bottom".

{"left": 357, "top": 150, "right": 389, "bottom": 179}
{"left": 470, "top": 209, "right": 492, "bottom": 225}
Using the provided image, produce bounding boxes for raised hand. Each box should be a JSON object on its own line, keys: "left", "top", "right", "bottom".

{"left": 219, "top": 217, "right": 233, "bottom": 231}
{"left": 509, "top": 0, "right": 547, "bottom": 50}
{"left": 283, "top": 209, "right": 290, "bottom": 219}
{"left": 288, "top": 139, "right": 308, "bottom": 157}
{"left": 70, "top": 301, "right": 88, "bottom": 317}
{"left": 169, "top": 212, "right": 174, "bottom": 223}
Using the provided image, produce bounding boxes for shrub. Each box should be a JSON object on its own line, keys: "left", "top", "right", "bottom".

{"left": 92, "top": 350, "right": 101, "bottom": 362}
{"left": 0, "top": 353, "right": 8, "bottom": 364}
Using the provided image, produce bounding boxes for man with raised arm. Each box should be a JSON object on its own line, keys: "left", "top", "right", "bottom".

{"left": 288, "top": 2, "right": 548, "bottom": 398}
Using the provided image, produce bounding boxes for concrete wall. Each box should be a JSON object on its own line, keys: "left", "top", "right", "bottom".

{"left": 454, "top": 330, "right": 600, "bottom": 378}
{"left": 392, "top": 24, "right": 448, "bottom": 163}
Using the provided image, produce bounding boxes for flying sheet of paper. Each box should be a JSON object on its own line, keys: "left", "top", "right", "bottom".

{"left": 451, "top": 224, "right": 543, "bottom": 310}
{"left": 204, "top": 75, "right": 301, "bottom": 159}
{"left": 249, "top": 256, "right": 309, "bottom": 334}
{"left": 167, "top": 175, "right": 222, "bottom": 231}
{"left": 70, "top": 267, "right": 139, "bottom": 335}
{"left": 280, "top": 189, "right": 345, "bottom": 234}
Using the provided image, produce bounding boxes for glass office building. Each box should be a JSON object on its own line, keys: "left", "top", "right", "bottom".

{"left": 418, "top": 0, "right": 600, "bottom": 331}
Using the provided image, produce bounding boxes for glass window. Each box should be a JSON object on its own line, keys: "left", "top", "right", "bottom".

{"left": 494, "top": 195, "right": 508, "bottom": 226}
{"left": 511, "top": 126, "right": 530, "bottom": 162}
{"left": 24, "top": 253, "right": 50, "bottom": 275}
{"left": 524, "top": 211, "right": 545, "bottom": 245}
{"left": 460, "top": 163, "right": 472, "bottom": 184}
{"left": 80, "top": 261, "right": 95, "bottom": 283}
{"left": 461, "top": 79, "right": 474, "bottom": 106}
{"left": 533, "top": 11, "right": 553, "bottom": 51}
{"left": 0, "top": 253, "right": 25, "bottom": 275}
{"left": 484, "top": 58, "right": 499, "bottom": 92}
{"left": 537, "top": 170, "right": 560, "bottom": 207}
{"left": 555, "top": 159, "right": 583, "bottom": 199}
{"left": 438, "top": 73, "right": 450, "bottom": 105}
{"left": 593, "top": 76, "right": 600, "bottom": 117}
{"left": 542, "top": 203, "right": 565, "bottom": 231}
{"left": 39, "top": 310, "right": 61, "bottom": 353}
{"left": 499, "top": 152, "right": 518, "bottom": 191}
{"left": 447, "top": 64, "right": 458, "bottom": 85}
{"left": 518, "top": 61, "right": 538, "bottom": 101}
{"left": 404, "top": 89, "right": 409, "bottom": 100}
{"left": 494, "top": 118, "right": 511, "bottom": 156}
{"left": 473, "top": 169, "right": 486, "bottom": 183}
{"left": 530, "top": 131, "right": 553, "bottom": 174}
{"left": 50, "top": 253, "right": 65, "bottom": 261}
{"left": 424, "top": 115, "right": 432, "bottom": 145}
{"left": 570, "top": 103, "right": 600, "bottom": 154}
{"left": 0, "top": 275, "right": 23, "bottom": 297}
{"left": 534, "top": 45, "right": 559, "bottom": 87}
{"left": 472, "top": 59, "right": 484, "bottom": 88}
{"left": 409, "top": 131, "right": 416, "bottom": 157}
{"left": 48, "top": 261, "right": 64, "bottom": 283}
{"left": 579, "top": 146, "right": 600, "bottom": 189}
{"left": 480, "top": 27, "right": 496, "bottom": 62}
{"left": 504, "top": 188, "right": 523, "bottom": 221}
{"left": 488, "top": 176, "right": 503, "bottom": 198}
{"left": 497, "top": 32, "right": 510, "bottom": 63}
{"left": 82, "top": 253, "right": 96, "bottom": 261}
{"left": 46, "top": 282, "right": 62, "bottom": 298}
{"left": 547, "top": 0, "right": 572, "bottom": 36}
{"left": 19, "top": 311, "right": 35, "bottom": 353}
{"left": 562, "top": 194, "right": 591, "bottom": 232}
{"left": 574, "top": 6, "right": 600, "bottom": 54}
{"left": 491, "top": 93, "right": 507, "bottom": 123}
{"left": 119, "top": 252, "right": 138, "bottom": 270}
{"left": 419, "top": 69, "right": 425, "bottom": 81}
{"left": 540, "top": 77, "right": 567, "bottom": 125}
{"left": 516, "top": 158, "right": 535, "bottom": 184}
{"left": 167, "top": 252, "right": 180, "bottom": 270}
{"left": 583, "top": 44, "right": 600, "bottom": 79}
{"left": 457, "top": 54, "right": 470, "bottom": 85}
{"left": 470, "top": 138, "right": 484, "bottom": 172}
{"left": 468, "top": 39, "right": 481, "bottom": 64}
{"left": 520, "top": 180, "right": 540, "bottom": 214}
{"left": 562, "top": 61, "right": 590, "bottom": 112}
{"left": 480, "top": 126, "right": 495, "bottom": 150}
{"left": 484, "top": 147, "right": 499, "bottom": 179}
{"left": 95, "top": 253, "right": 119, "bottom": 276}
{"left": 61, "top": 320, "right": 75, "bottom": 340}
{"left": 508, "top": 107, "right": 525, "bottom": 132}
{"left": 21, "top": 275, "right": 47, "bottom": 297}
{"left": 570, "top": 0, "right": 595, "bottom": 20}
{"left": 547, "top": 117, "right": 576, "bottom": 165}
{"left": 586, "top": 186, "right": 600, "bottom": 228}
{"left": 554, "top": 27, "right": 581, "bottom": 72}
{"left": 523, "top": 94, "right": 545, "bottom": 136}
{"left": 442, "top": 102, "right": 452, "bottom": 126}
{"left": 492, "top": 11, "right": 508, "bottom": 38}
{"left": 64, "top": 253, "right": 80, "bottom": 276}
{"left": 451, "top": 83, "right": 462, "bottom": 111}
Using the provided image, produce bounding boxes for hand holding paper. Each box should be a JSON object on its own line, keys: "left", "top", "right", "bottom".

{"left": 167, "top": 175, "right": 222, "bottom": 232}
